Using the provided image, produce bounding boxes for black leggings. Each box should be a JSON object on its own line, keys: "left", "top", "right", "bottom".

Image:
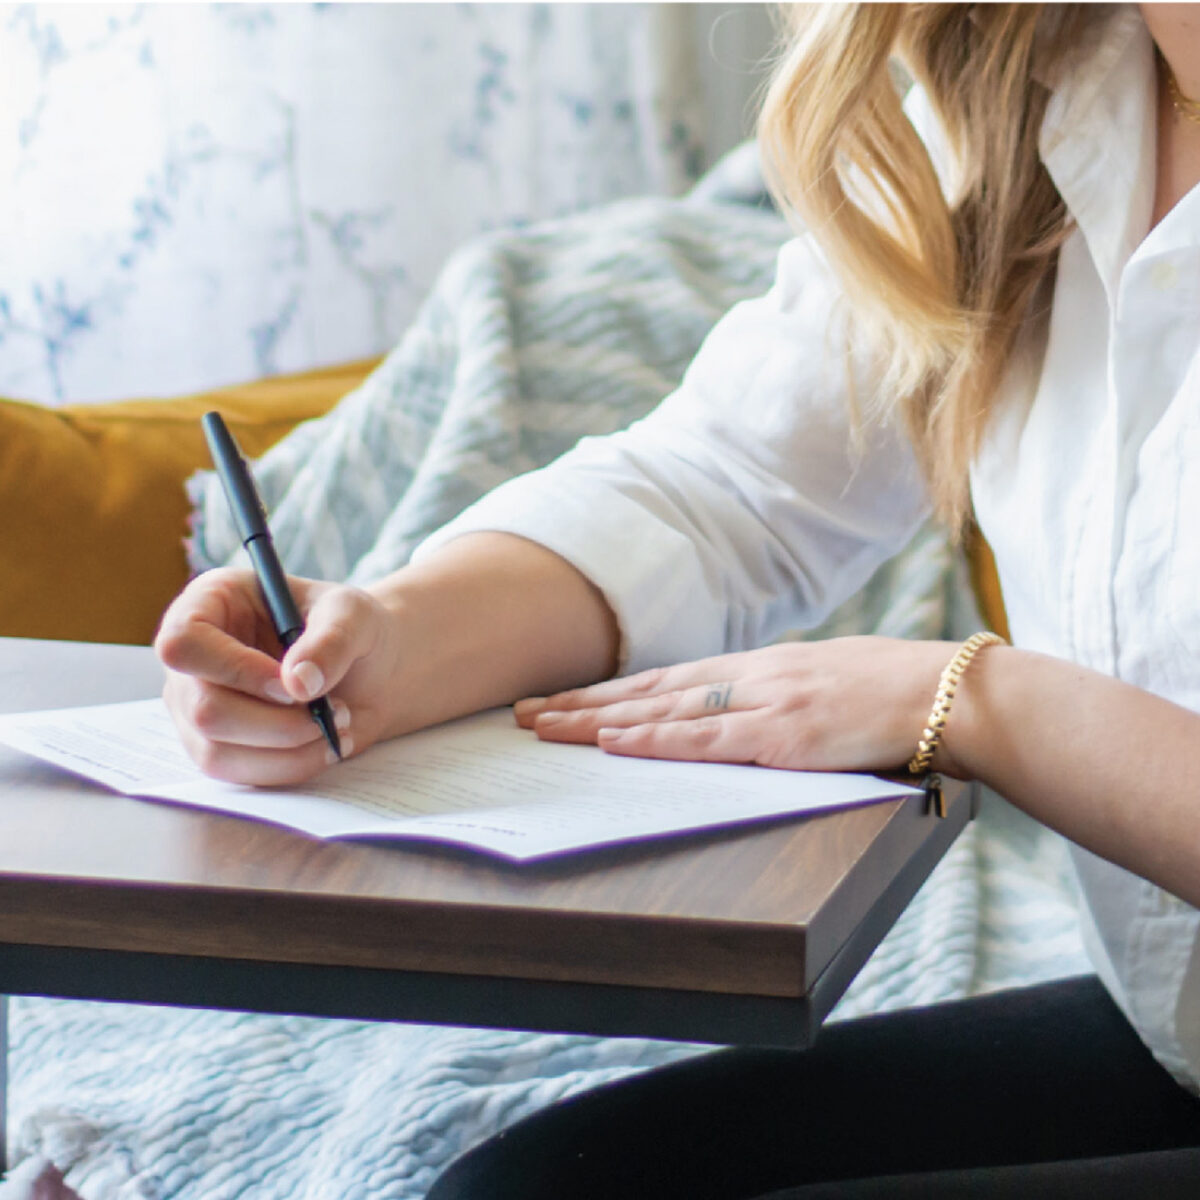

{"left": 426, "top": 977, "right": 1200, "bottom": 1199}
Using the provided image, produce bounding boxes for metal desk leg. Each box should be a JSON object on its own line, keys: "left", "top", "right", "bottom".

{"left": 1, "top": 993, "right": 7, "bottom": 1176}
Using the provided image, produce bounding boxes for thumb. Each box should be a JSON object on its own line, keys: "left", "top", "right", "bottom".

{"left": 278, "top": 585, "right": 380, "bottom": 702}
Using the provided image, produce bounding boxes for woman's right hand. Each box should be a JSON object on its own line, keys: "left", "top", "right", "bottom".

{"left": 155, "top": 533, "right": 622, "bottom": 788}
{"left": 155, "top": 567, "right": 402, "bottom": 786}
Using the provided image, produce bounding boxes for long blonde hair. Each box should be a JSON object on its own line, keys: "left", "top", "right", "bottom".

{"left": 758, "top": 3, "right": 1089, "bottom": 531}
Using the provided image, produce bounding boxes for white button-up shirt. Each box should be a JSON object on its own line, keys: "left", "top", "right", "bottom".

{"left": 418, "top": 7, "right": 1200, "bottom": 1088}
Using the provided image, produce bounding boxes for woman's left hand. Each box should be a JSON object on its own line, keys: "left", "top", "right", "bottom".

{"left": 514, "top": 636, "right": 963, "bottom": 776}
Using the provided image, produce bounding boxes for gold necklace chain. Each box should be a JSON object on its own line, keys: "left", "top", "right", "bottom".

{"left": 1164, "top": 60, "right": 1200, "bottom": 127}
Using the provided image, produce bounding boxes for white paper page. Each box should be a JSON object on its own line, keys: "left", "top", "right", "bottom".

{"left": 0, "top": 700, "right": 202, "bottom": 791}
{"left": 0, "top": 700, "right": 921, "bottom": 861}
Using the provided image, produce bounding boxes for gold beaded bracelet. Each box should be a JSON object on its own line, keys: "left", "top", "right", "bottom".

{"left": 908, "top": 631, "right": 1007, "bottom": 792}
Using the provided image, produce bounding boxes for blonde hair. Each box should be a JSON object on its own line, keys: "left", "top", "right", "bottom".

{"left": 758, "top": 3, "right": 1089, "bottom": 531}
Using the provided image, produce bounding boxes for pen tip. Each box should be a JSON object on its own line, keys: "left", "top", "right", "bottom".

{"left": 310, "top": 701, "right": 342, "bottom": 761}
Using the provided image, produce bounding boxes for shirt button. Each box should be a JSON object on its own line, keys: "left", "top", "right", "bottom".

{"left": 1150, "top": 260, "right": 1180, "bottom": 290}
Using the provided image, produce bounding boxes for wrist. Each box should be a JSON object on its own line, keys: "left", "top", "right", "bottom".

{"left": 362, "top": 533, "right": 619, "bottom": 733}
{"left": 912, "top": 633, "right": 1008, "bottom": 781}
{"left": 359, "top": 568, "right": 458, "bottom": 736}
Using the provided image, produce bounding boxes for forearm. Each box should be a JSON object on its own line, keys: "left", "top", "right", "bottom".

{"left": 367, "top": 531, "right": 621, "bottom": 736}
{"left": 942, "top": 646, "right": 1200, "bottom": 907}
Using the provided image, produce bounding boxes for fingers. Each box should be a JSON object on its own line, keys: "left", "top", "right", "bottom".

{"left": 157, "top": 569, "right": 382, "bottom": 703}
{"left": 598, "top": 712, "right": 765, "bottom": 764}
{"left": 165, "top": 677, "right": 349, "bottom": 750}
{"left": 514, "top": 654, "right": 756, "bottom": 728}
{"left": 170, "top": 708, "right": 348, "bottom": 786}
{"left": 162, "top": 670, "right": 356, "bottom": 784}
{"left": 278, "top": 585, "right": 383, "bottom": 703}
{"left": 156, "top": 569, "right": 291, "bottom": 704}
{"left": 529, "top": 680, "right": 756, "bottom": 744}
{"left": 514, "top": 643, "right": 825, "bottom": 769}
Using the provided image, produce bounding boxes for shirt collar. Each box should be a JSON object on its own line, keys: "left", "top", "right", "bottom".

{"left": 1038, "top": 5, "right": 1156, "bottom": 299}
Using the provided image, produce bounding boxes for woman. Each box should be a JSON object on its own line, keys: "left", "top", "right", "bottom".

{"left": 156, "top": 3, "right": 1200, "bottom": 1193}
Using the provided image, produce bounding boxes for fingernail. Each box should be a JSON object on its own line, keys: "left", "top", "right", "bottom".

{"left": 598, "top": 727, "right": 626, "bottom": 744}
{"left": 332, "top": 699, "right": 351, "bottom": 731}
{"left": 294, "top": 660, "right": 325, "bottom": 701}
{"left": 264, "top": 680, "right": 291, "bottom": 704}
{"left": 535, "top": 710, "right": 564, "bottom": 727}
{"left": 514, "top": 697, "right": 546, "bottom": 717}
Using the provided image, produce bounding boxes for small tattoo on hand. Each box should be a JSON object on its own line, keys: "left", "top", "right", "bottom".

{"left": 704, "top": 684, "right": 732, "bottom": 711}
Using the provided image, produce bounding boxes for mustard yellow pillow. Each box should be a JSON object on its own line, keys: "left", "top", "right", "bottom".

{"left": 964, "top": 525, "right": 1011, "bottom": 643}
{"left": 0, "top": 359, "right": 379, "bottom": 646}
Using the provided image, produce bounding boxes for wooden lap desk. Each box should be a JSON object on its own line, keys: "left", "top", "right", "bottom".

{"left": 0, "top": 636, "right": 970, "bottom": 1171}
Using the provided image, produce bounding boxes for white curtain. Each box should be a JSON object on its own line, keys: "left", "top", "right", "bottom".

{"left": 0, "top": 3, "right": 774, "bottom": 404}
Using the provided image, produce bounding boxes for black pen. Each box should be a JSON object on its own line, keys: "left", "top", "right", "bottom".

{"left": 201, "top": 411, "right": 342, "bottom": 761}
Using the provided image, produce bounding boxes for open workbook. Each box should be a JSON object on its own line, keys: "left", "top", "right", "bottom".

{"left": 0, "top": 699, "right": 921, "bottom": 861}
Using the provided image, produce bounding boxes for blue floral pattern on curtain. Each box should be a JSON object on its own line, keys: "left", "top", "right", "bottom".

{"left": 0, "top": 3, "right": 773, "bottom": 403}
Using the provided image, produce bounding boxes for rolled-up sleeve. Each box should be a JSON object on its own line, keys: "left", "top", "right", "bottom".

{"left": 413, "top": 235, "right": 931, "bottom": 674}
